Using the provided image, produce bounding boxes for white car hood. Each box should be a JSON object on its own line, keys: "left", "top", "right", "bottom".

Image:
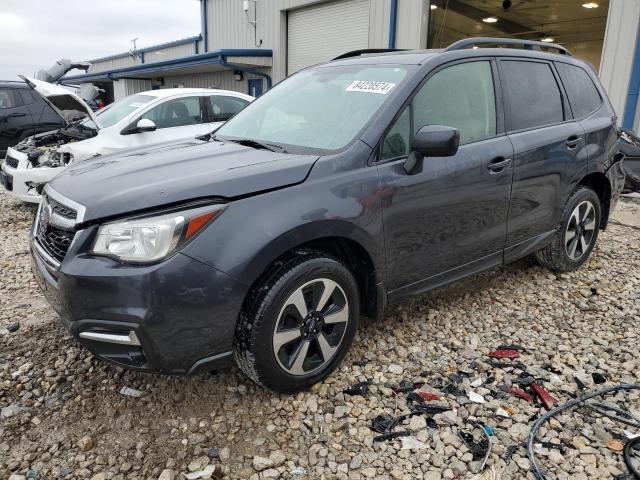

{"left": 20, "top": 75, "right": 99, "bottom": 128}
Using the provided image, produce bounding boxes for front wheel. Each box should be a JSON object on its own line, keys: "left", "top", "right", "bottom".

{"left": 234, "top": 251, "right": 359, "bottom": 393}
{"left": 535, "top": 186, "right": 601, "bottom": 272}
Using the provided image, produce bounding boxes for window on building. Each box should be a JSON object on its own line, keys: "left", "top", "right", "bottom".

{"left": 209, "top": 96, "right": 249, "bottom": 122}
{"left": 142, "top": 96, "right": 203, "bottom": 129}
{"left": 413, "top": 61, "right": 497, "bottom": 144}
{"left": 501, "top": 60, "right": 564, "bottom": 131}
{"left": 381, "top": 106, "right": 411, "bottom": 161}
{"left": 555, "top": 62, "right": 602, "bottom": 118}
{"left": 0, "top": 89, "right": 22, "bottom": 109}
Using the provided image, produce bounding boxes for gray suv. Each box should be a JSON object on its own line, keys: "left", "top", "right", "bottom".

{"left": 31, "top": 38, "right": 625, "bottom": 393}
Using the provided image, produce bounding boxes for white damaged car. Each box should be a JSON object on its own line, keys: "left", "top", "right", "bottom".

{"left": 0, "top": 77, "right": 253, "bottom": 203}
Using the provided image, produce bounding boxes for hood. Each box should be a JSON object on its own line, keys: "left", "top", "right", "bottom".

{"left": 20, "top": 75, "right": 98, "bottom": 127}
{"left": 49, "top": 139, "right": 319, "bottom": 222}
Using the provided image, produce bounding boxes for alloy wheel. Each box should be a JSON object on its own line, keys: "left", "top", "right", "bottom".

{"left": 565, "top": 200, "right": 597, "bottom": 261}
{"left": 272, "top": 278, "right": 349, "bottom": 376}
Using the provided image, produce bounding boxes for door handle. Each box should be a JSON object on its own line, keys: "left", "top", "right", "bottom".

{"left": 487, "top": 157, "right": 511, "bottom": 174}
{"left": 9, "top": 112, "right": 26, "bottom": 117}
{"left": 566, "top": 136, "right": 582, "bottom": 149}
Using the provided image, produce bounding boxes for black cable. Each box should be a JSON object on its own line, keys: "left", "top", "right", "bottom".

{"left": 527, "top": 384, "right": 640, "bottom": 480}
{"left": 624, "top": 436, "right": 640, "bottom": 479}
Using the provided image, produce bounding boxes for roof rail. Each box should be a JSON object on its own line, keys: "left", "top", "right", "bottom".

{"left": 445, "top": 37, "right": 572, "bottom": 56}
{"left": 332, "top": 48, "right": 408, "bottom": 61}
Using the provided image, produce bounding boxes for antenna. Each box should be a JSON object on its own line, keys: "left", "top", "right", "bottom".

{"left": 129, "top": 37, "right": 139, "bottom": 51}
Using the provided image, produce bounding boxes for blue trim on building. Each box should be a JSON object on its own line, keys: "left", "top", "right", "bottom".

{"left": 623, "top": 24, "right": 640, "bottom": 129}
{"left": 388, "top": 0, "right": 398, "bottom": 49}
{"left": 62, "top": 49, "right": 273, "bottom": 85}
{"left": 88, "top": 35, "right": 203, "bottom": 64}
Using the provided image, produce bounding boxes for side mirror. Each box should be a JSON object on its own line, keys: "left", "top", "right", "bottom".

{"left": 404, "top": 125, "right": 460, "bottom": 174}
{"left": 135, "top": 118, "right": 157, "bottom": 132}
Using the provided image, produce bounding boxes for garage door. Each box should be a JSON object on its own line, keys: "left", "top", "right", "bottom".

{"left": 287, "top": 0, "right": 370, "bottom": 75}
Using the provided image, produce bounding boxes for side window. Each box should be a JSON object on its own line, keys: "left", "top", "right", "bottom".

{"left": 413, "top": 61, "right": 496, "bottom": 144}
{"left": 0, "top": 89, "right": 22, "bottom": 109}
{"left": 209, "top": 96, "right": 249, "bottom": 122}
{"left": 381, "top": 107, "right": 411, "bottom": 161}
{"left": 501, "top": 60, "right": 564, "bottom": 131}
{"left": 141, "top": 97, "right": 203, "bottom": 129}
{"left": 555, "top": 62, "right": 602, "bottom": 118}
{"left": 19, "top": 89, "right": 37, "bottom": 105}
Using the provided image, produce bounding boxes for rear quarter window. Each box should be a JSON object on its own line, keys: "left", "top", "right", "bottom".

{"left": 501, "top": 60, "right": 564, "bottom": 131}
{"left": 555, "top": 62, "right": 602, "bottom": 118}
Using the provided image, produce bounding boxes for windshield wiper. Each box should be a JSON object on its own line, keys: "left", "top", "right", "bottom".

{"left": 220, "top": 137, "right": 287, "bottom": 153}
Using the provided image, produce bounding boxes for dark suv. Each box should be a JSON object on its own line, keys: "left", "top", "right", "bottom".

{"left": 31, "top": 38, "right": 625, "bottom": 393}
{"left": 0, "top": 80, "right": 65, "bottom": 158}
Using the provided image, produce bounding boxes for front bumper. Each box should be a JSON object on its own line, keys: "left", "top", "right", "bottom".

{"left": 30, "top": 229, "right": 250, "bottom": 374}
{"left": 1, "top": 151, "right": 62, "bottom": 203}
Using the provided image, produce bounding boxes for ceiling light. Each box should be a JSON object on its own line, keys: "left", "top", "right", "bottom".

{"left": 482, "top": 17, "right": 498, "bottom": 23}
{"left": 540, "top": 37, "right": 555, "bottom": 43}
{"left": 430, "top": 4, "right": 438, "bottom": 9}
{"left": 582, "top": 2, "right": 598, "bottom": 8}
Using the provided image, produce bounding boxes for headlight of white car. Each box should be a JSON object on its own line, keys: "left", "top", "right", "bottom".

{"left": 91, "top": 204, "right": 225, "bottom": 263}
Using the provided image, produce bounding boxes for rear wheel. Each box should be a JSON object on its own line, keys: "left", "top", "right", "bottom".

{"left": 233, "top": 251, "right": 359, "bottom": 393}
{"left": 535, "top": 187, "right": 601, "bottom": 272}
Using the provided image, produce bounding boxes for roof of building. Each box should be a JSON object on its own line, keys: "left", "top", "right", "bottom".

{"left": 63, "top": 49, "right": 273, "bottom": 83}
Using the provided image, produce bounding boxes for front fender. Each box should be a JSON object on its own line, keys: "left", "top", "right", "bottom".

{"left": 181, "top": 156, "right": 384, "bottom": 288}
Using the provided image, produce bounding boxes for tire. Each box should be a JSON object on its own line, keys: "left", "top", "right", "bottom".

{"left": 233, "top": 250, "right": 359, "bottom": 393}
{"left": 535, "top": 186, "right": 601, "bottom": 272}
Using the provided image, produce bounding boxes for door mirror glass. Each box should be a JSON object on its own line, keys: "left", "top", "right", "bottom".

{"left": 413, "top": 125, "right": 459, "bottom": 157}
{"left": 136, "top": 118, "right": 157, "bottom": 132}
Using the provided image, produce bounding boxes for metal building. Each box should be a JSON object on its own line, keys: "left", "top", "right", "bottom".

{"left": 64, "top": 0, "right": 640, "bottom": 132}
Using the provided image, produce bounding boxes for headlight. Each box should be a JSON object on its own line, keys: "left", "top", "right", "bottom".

{"left": 91, "top": 204, "right": 225, "bottom": 263}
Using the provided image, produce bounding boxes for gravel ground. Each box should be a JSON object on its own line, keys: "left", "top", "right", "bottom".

{"left": 1, "top": 189, "right": 640, "bottom": 480}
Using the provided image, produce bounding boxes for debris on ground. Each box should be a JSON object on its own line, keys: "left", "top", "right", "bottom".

{"left": 400, "top": 436, "right": 428, "bottom": 450}
{"left": 119, "top": 386, "right": 143, "bottom": 397}
{"left": 343, "top": 378, "right": 373, "bottom": 396}
{"left": 6, "top": 322, "right": 19, "bottom": 333}
{"left": 488, "top": 348, "right": 521, "bottom": 359}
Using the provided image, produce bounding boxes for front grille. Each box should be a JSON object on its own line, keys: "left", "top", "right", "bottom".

{"left": 35, "top": 195, "right": 77, "bottom": 263}
{"left": 5, "top": 155, "right": 19, "bottom": 169}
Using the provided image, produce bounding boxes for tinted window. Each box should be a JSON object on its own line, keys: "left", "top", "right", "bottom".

{"left": 413, "top": 61, "right": 496, "bottom": 144}
{"left": 209, "top": 96, "right": 249, "bottom": 122}
{"left": 142, "top": 97, "right": 204, "bottom": 129}
{"left": 556, "top": 62, "right": 602, "bottom": 118}
{"left": 0, "top": 89, "right": 22, "bottom": 109}
{"left": 381, "top": 106, "right": 411, "bottom": 161}
{"left": 19, "top": 89, "right": 38, "bottom": 105}
{"left": 501, "top": 61, "right": 564, "bottom": 131}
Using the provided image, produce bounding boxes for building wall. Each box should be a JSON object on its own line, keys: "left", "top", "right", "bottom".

{"left": 161, "top": 69, "right": 269, "bottom": 94}
{"left": 113, "top": 79, "right": 153, "bottom": 100}
{"left": 88, "top": 41, "right": 200, "bottom": 74}
{"left": 599, "top": 0, "right": 640, "bottom": 124}
{"left": 204, "top": 0, "right": 429, "bottom": 83}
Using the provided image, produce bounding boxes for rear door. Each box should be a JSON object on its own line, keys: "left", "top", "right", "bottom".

{"left": 378, "top": 59, "right": 514, "bottom": 296}
{"left": 499, "top": 58, "right": 586, "bottom": 260}
{"left": 0, "top": 88, "right": 32, "bottom": 156}
{"left": 206, "top": 94, "right": 250, "bottom": 130}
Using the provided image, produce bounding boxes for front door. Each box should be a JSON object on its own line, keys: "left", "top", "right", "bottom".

{"left": 125, "top": 96, "right": 212, "bottom": 150}
{"left": 377, "top": 59, "right": 514, "bottom": 296}
{"left": 0, "top": 88, "right": 33, "bottom": 156}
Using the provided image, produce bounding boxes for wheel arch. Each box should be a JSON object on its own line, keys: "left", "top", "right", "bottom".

{"left": 239, "top": 222, "right": 384, "bottom": 321}
{"left": 577, "top": 171, "right": 612, "bottom": 229}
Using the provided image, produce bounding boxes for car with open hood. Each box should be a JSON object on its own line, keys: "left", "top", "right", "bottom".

{"left": 30, "top": 38, "right": 625, "bottom": 393}
{"left": 0, "top": 78, "right": 253, "bottom": 203}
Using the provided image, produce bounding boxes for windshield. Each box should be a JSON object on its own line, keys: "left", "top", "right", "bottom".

{"left": 216, "top": 65, "right": 408, "bottom": 151}
{"left": 94, "top": 94, "right": 155, "bottom": 128}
